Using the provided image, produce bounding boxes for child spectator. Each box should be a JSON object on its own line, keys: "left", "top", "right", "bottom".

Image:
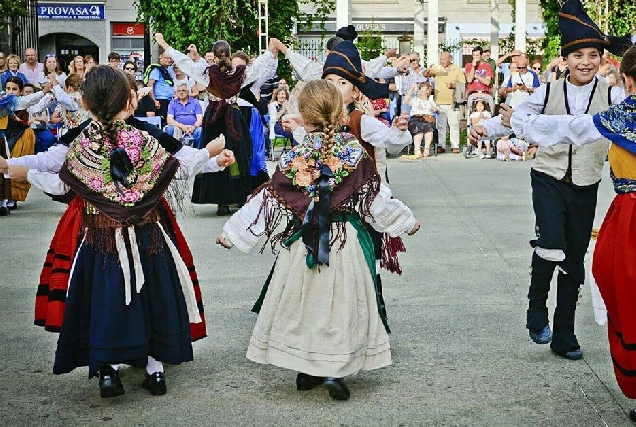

{"left": 470, "top": 99, "right": 491, "bottom": 158}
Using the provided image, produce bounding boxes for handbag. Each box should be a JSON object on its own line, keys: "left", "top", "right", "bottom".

{"left": 423, "top": 114, "right": 435, "bottom": 123}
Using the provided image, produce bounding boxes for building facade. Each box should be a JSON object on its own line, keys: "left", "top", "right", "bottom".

{"left": 28, "top": 0, "right": 544, "bottom": 73}
{"left": 297, "top": 0, "right": 545, "bottom": 66}
{"left": 36, "top": 0, "right": 146, "bottom": 73}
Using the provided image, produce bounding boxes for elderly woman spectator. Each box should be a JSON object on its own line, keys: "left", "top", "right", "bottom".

{"left": 68, "top": 56, "right": 86, "bottom": 78}
{"left": 1, "top": 54, "right": 28, "bottom": 90}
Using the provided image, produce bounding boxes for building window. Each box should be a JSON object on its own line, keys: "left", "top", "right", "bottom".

{"left": 111, "top": 22, "right": 146, "bottom": 74}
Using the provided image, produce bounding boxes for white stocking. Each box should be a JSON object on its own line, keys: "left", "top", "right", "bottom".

{"left": 146, "top": 355, "right": 164, "bottom": 375}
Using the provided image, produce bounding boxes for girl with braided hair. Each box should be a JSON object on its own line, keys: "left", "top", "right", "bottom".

{"left": 32, "top": 65, "right": 232, "bottom": 399}
{"left": 154, "top": 33, "right": 278, "bottom": 215}
{"left": 216, "top": 80, "right": 420, "bottom": 400}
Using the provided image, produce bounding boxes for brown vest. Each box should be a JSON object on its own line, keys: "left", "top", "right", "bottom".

{"left": 348, "top": 110, "right": 376, "bottom": 162}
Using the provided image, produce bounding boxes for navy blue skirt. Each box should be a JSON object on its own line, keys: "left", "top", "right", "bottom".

{"left": 53, "top": 224, "right": 194, "bottom": 378}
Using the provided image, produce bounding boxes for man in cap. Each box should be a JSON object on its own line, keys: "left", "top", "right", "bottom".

{"left": 470, "top": 0, "right": 633, "bottom": 360}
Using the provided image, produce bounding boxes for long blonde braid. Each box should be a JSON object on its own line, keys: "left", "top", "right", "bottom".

{"left": 297, "top": 80, "right": 344, "bottom": 157}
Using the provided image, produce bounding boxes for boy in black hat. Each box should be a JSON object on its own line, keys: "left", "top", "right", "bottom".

{"left": 470, "top": 0, "right": 633, "bottom": 361}
{"left": 284, "top": 40, "right": 411, "bottom": 183}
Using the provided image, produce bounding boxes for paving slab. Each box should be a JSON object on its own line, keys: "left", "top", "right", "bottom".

{"left": 0, "top": 153, "right": 630, "bottom": 426}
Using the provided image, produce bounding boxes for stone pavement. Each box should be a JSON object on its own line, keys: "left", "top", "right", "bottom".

{"left": 0, "top": 153, "right": 631, "bottom": 426}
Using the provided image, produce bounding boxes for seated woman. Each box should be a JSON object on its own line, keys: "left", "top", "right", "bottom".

{"left": 402, "top": 81, "right": 437, "bottom": 159}
{"left": 268, "top": 87, "right": 297, "bottom": 147}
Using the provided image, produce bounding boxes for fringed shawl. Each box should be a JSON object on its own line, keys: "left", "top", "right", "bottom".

{"left": 205, "top": 64, "right": 247, "bottom": 140}
{"left": 60, "top": 120, "right": 179, "bottom": 226}
{"left": 248, "top": 131, "right": 381, "bottom": 258}
{"left": 594, "top": 94, "right": 636, "bottom": 155}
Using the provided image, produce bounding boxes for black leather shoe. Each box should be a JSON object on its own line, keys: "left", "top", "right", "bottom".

{"left": 98, "top": 366, "right": 125, "bottom": 398}
{"left": 323, "top": 377, "right": 350, "bottom": 401}
{"left": 296, "top": 373, "right": 323, "bottom": 391}
{"left": 629, "top": 408, "right": 636, "bottom": 422}
{"left": 142, "top": 372, "right": 167, "bottom": 395}
{"left": 0, "top": 206, "right": 10, "bottom": 216}
{"left": 552, "top": 348, "right": 583, "bottom": 360}
{"left": 7, "top": 202, "right": 16, "bottom": 210}
{"left": 216, "top": 205, "right": 231, "bottom": 216}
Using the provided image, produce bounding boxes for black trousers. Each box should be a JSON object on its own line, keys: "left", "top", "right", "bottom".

{"left": 526, "top": 169, "right": 599, "bottom": 353}
{"left": 157, "top": 99, "right": 171, "bottom": 121}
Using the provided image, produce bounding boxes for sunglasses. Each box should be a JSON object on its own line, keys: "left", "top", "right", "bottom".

{"left": 45, "top": 54, "right": 56, "bottom": 58}
{"left": 124, "top": 67, "right": 136, "bottom": 71}
{"left": 532, "top": 67, "right": 541, "bottom": 70}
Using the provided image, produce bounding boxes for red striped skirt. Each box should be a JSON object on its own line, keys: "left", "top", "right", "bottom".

{"left": 34, "top": 197, "right": 207, "bottom": 341}
{"left": 593, "top": 193, "right": 636, "bottom": 398}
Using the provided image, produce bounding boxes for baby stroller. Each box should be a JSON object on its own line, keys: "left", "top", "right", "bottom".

{"left": 464, "top": 91, "right": 495, "bottom": 159}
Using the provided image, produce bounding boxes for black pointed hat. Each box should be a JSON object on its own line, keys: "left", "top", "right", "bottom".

{"left": 322, "top": 40, "right": 389, "bottom": 100}
{"left": 559, "top": 0, "right": 632, "bottom": 57}
{"left": 336, "top": 25, "right": 358, "bottom": 42}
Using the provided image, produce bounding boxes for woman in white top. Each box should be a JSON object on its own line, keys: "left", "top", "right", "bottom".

{"left": 42, "top": 54, "right": 67, "bottom": 87}
{"left": 404, "top": 81, "right": 438, "bottom": 158}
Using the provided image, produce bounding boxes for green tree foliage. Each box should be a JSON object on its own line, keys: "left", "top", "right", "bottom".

{"left": 539, "top": 0, "right": 636, "bottom": 61}
{"left": 134, "top": 0, "right": 304, "bottom": 81}
{"left": 298, "top": 0, "right": 335, "bottom": 37}
{"left": 357, "top": 23, "right": 384, "bottom": 61}
{"left": 583, "top": 0, "right": 636, "bottom": 38}
{"left": 0, "top": 1, "right": 30, "bottom": 30}
{"left": 134, "top": 0, "right": 257, "bottom": 54}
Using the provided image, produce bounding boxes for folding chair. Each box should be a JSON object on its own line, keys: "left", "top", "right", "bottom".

{"left": 135, "top": 116, "right": 162, "bottom": 128}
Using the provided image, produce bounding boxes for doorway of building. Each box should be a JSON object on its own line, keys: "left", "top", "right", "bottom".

{"left": 39, "top": 33, "right": 99, "bottom": 73}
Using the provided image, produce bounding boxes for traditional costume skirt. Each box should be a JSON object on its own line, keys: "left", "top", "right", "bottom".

{"left": 593, "top": 192, "right": 636, "bottom": 398}
{"left": 8, "top": 126, "right": 35, "bottom": 201}
{"left": 191, "top": 105, "right": 253, "bottom": 205}
{"left": 53, "top": 221, "right": 196, "bottom": 378}
{"left": 246, "top": 221, "right": 391, "bottom": 378}
{"left": 35, "top": 199, "right": 207, "bottom": 341}
{"left": 407, "top": 115, "right": 435, "bottom": 136}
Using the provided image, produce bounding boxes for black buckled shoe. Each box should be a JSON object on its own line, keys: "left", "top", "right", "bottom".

{"left": 142, "top": 372, "right": 167, "bottom": 395}
{"left": 98, "top": 366, "right": 125, "bottom": 398}
{"left": 323, "top": 377, "right": 351, "bottom": 401}
{"left": 296, "top": 373, "right": 323, "bottom": 391}
{"left": 216, "top": 205, "right": 231, "bottom": 216}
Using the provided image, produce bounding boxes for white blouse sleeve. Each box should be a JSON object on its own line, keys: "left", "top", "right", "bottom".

{"left": 360, "top": 114, "right": 411, "bottom": 155}
{"left": 51, "top": 85, "right": 79, "bottom": 111}
{"left": 245, "top": 52, "right": 277, "bottom": 91}
{"left": 16, "top": 91, "right": 46, "bottom": 111}
{"left": 27, "top": 170, "right": 69, "bottom": 195}
{"left": 509, "top": 84, "right": 608, "bottom": 147}
{"left": 292, "top": 126, "right": 307, "bottom": 144}
{"left": 166, "top": 47, "right": 209, "bottom": 88}
{"left": 367, "top": 184, "right": 416, "bottom": 236}
{"left": 6, "top": 144, "right": 68, "bottom": 171}
{"left": 172, "top": 146, "right": 224, "bottom": 179}
{"left": 222, "top": 188, "right": 268, "bottom": 253}
{"left": 285, "top": 50, "right": 323, "bottom": 82}
{"left": 26, "top": 93, "right": 54, "bottom": 114}
{"left": 363, "top": 55, "right": 388, "bottom": 78}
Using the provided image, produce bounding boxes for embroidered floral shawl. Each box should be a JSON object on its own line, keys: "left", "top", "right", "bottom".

{"left": 249, "top": 131, "right": 381, "bottom": 253}
{"left": 60, "top": 120, "right": 179, "bottom": 226}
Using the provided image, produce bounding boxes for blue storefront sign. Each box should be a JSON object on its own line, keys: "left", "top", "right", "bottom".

{"left": 37, "top": 3, "right": 105, "bottom": 21}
